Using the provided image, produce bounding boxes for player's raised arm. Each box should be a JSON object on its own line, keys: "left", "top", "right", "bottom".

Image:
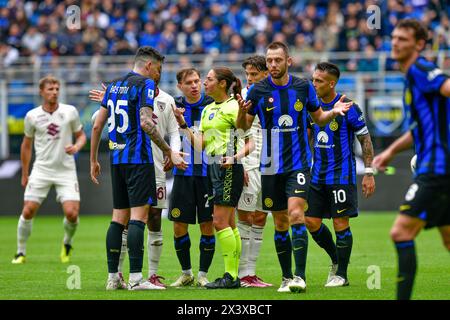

{"left": 310, "top": 95, "right": 353, "bottom": 126}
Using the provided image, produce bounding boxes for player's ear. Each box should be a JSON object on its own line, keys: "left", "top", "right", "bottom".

{"left": 287, "top": 56, "right": 292, "bottom": 67}
{"left": 176, "top": 83, "right": 182, "bottom": 91}
{"left": 416, "top": 39, "right": 426, "bottom": 52}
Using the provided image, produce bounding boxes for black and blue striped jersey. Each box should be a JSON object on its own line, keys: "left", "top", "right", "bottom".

{"left": 246, "top": 75, "right": 320, "bottom": 174}
{"left": 404, "top": 57, "right": 450, "bottom": 176}
{"left": 173, "top": 94, "right": 213, "bottom": 177}
{"left": 101, "top": 71, "right": 156, "bottom": 165}
{"left": 310, "top": 94, "right": 367, "bottom": 185}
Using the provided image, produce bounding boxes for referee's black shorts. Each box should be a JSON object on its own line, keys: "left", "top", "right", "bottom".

{"left": 208, "top": 163, "right": 244, "bottom": 208}
{"left": 111, "top": 164, "right": 157, "bottom": 209}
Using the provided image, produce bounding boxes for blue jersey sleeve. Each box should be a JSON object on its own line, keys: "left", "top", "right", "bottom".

{"left": 410, "top": 63, "right": 448, "bottom": 94}
{"left": 140, "top": 79, "right": 156, "bottom": 109}
{"left": 347, "top": 103, "right": 367, "bottom": 133}
{"left": 246, "top": 84, "right": 259, "bottom": 116}
{"left": 101, "top": 84, "right": 112, "bottom": 109}
{"left": 306, "top": 82, "right": 320, "bottom": 112}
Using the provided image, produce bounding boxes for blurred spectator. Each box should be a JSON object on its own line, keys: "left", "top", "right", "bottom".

{"left": 1, "top": 0, "right": 447, "bottom": 64}
{"left": 0, "top": 42, "right": 19, "bottom": 67}
{"left": 21, "top": 26, "right": 45, "bottom": 55}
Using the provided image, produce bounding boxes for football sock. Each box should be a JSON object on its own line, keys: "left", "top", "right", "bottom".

{"left": 17, "top": 214, "right": 33, "bottom": 255}
{"left": 106, "top": 221, "right": 125, "bottom": 273}
{"left": 148, "top": 230, "right": 163, "bottom": 277}
{"left": 248, "top": 224, "right": 264, "bottom": 276}
{"left": 174, "top": 233, "right": 191, "bottom": 271}
{"left": 335, "top": 227, "right": 353, "bottom": 279}
{"left": 310, "top": 223, "right": 338, "bottom": 264}
{"left": 233, "top": 227, "right": 241, "bottom": 278}
{"left": 395, "top": 240, "right": 416, "bottom": 300}
{"left": 291, "top": 224, "right": 308, "bottom": 280}
{"left": 237, "top": 221, "right": 251, "bottom": 278}
{"left": 127, "top": 220, "right": 145, "bottom": 274}
{"left": 117, "top": 229, "right": 128, "bottom": 273}
{"left": 63, "top": 217, "right": 79, "bottom": 246}
{"left": 274, "top": 230, "right": 293, "bottom": 279}
{"left": 216, "top": 227, "right": 237, "bottom": 280}
{"left": 199, "top": 234, "right": 215, "bottom": 273}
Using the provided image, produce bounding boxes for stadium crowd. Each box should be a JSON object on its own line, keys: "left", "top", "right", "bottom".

{"left": 1, "top": 0, "right": 449, "bottom": 69}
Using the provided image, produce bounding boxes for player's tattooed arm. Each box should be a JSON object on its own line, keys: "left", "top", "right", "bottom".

{"left": 358, "top": 133, "right": 376, "bottom": 198}
{"left": 140, "top": 106, "right": 171, "bottom": 153}
{"left": 357, "top": 133, "right": 374, "bottom": 168}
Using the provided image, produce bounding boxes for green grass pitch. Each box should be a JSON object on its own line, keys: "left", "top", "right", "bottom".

{"left": 0, "top": 213, "right": 448, "bottom": 300}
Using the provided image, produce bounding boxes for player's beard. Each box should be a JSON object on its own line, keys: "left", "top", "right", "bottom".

{"left": 270, "top": 64, "right": 287, "bottom": 79}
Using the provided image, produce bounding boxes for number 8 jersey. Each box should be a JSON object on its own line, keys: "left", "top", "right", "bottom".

{"left": 101, "top": 71, "right": 156, "bottom": 164}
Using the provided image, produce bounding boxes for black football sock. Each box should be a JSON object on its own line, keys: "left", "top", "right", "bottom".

{"left": 291, "top": 224, "right": 308, "bottom": 280}
{"left": 199, "top": 234, "right": 215, "bottom": 273}
{"left": 127, "top": 220, "right": 145, "bottom": 273}
{"left": 395, "top": 240, "right": 416, "bottom": 300}
{"left": 106, "top": 221, "right": 125, "bottom": 273}
{"left": 274, "top": 230, "right": 293, "bottom": 279}
{"left": 174, "top": 233, "right": 192, "bottom": 271}
{"left": 310, "top": 223, "right": 338, "bottom": 264}
{"left": 335, "top": 227, "right": 353, "bottom": 280}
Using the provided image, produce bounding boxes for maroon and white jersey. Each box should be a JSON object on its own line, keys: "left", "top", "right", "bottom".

{"left": 24, "top": 103, "right": 82, "bottom": 172}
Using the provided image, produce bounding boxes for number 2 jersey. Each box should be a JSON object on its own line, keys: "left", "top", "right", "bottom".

{"left": 101, "top": 71, "right": 156, "bottom": 165}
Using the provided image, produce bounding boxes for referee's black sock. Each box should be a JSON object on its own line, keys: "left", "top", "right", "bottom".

{"left": 127, "top": 220, "right": 146, "bottom": 273}
{"left": 291, "top": 224, "right": 308, "bottom": 280}
{"left": 395, "top": 240, "right": 416, "bottom": 300}
{"left": 174, "top": 233, "right": 192, "bottom": 271}
{"left": 274, "top": 230, "right": 293, "bottom": 279}
{"left": 310, "top": 223, "right": 338, "bottom": 265}
{"left": 106, "top": 221, "right": 125, "bottom": 273}
{"left": 199, "top": 234, "right": 215, "bottom": 273}
{"left": 335, "top": 227, "right": 353, "bottom": 280}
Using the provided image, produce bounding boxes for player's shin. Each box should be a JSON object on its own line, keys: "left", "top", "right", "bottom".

{"left": 394, "top": 240, "right": 417, "bottom": 300}
{"left": 291, "top": 224, "right": 308, "bottom": 280}
{"left": 274, "top": 230, "right": 293, "bottom": 279}
{"left": 106, "top": 221, "right": 125, "bottom": 275}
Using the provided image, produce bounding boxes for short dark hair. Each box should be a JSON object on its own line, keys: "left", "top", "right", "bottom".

{"left": 176, "top": 68, "right": 201, "bottom": 84}
{"left": 315, "top": 62, "right": 340, "bottom": 80}
{"left": 396, "top": 19, "right": 428, "bottom": 42}
{"left": 266, "top": 41, "right": 289, "bottom": 57}
{"left": 134, "top": 46, "right": 165, "bottom": 65}
{"left": 242, "top": 55, "right": 268, "bottom": 72}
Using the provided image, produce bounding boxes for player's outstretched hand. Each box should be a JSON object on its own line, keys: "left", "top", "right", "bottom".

{"left": 89, "top": 83, "right": 106, "bottom": 102}
{"left": 171, "top": 104, "right": 186, "bottom": 127}
{"left": 170, "top": 150, "right": 189, "bottom": 170}
{"left": 236, "top": 94, "right": 252, "bottom": 113}
{"left": 333, "top": 95, "right": 353, "bottom": 116}
{"left": 372, "top": 149, "right": 394, "bottom": 172}
{"left": 362, "top": 174, "right": 375, "bottom": 198}
{"left": 90, "top": 161, "right": 101, "bottom": 184}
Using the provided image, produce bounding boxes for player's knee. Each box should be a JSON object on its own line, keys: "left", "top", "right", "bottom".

{"left": 212, "top": 216, "right": 228, "bottom": 230}
{"left": 305, "top": 217, "right": 321, "bottom": 231}
{"left": 390, "top": 225, "right": 409, "bottom": 242}
{"left": 253, "top": 212, "right": 267, "bottom": 226}
{"left": 200, "top": 221, "right": 214, "bottom": 235}
{"left": 333, "top": 218, "right": 349, "bottom": 231}
{"left": 288, "top": 209, "right": 304, "bottom": 224}
{"left": 22, "top": 206, "right": 36, "bottom": 219}
{"left": 237, "top": 211, "right": 252, "bottom": 225}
